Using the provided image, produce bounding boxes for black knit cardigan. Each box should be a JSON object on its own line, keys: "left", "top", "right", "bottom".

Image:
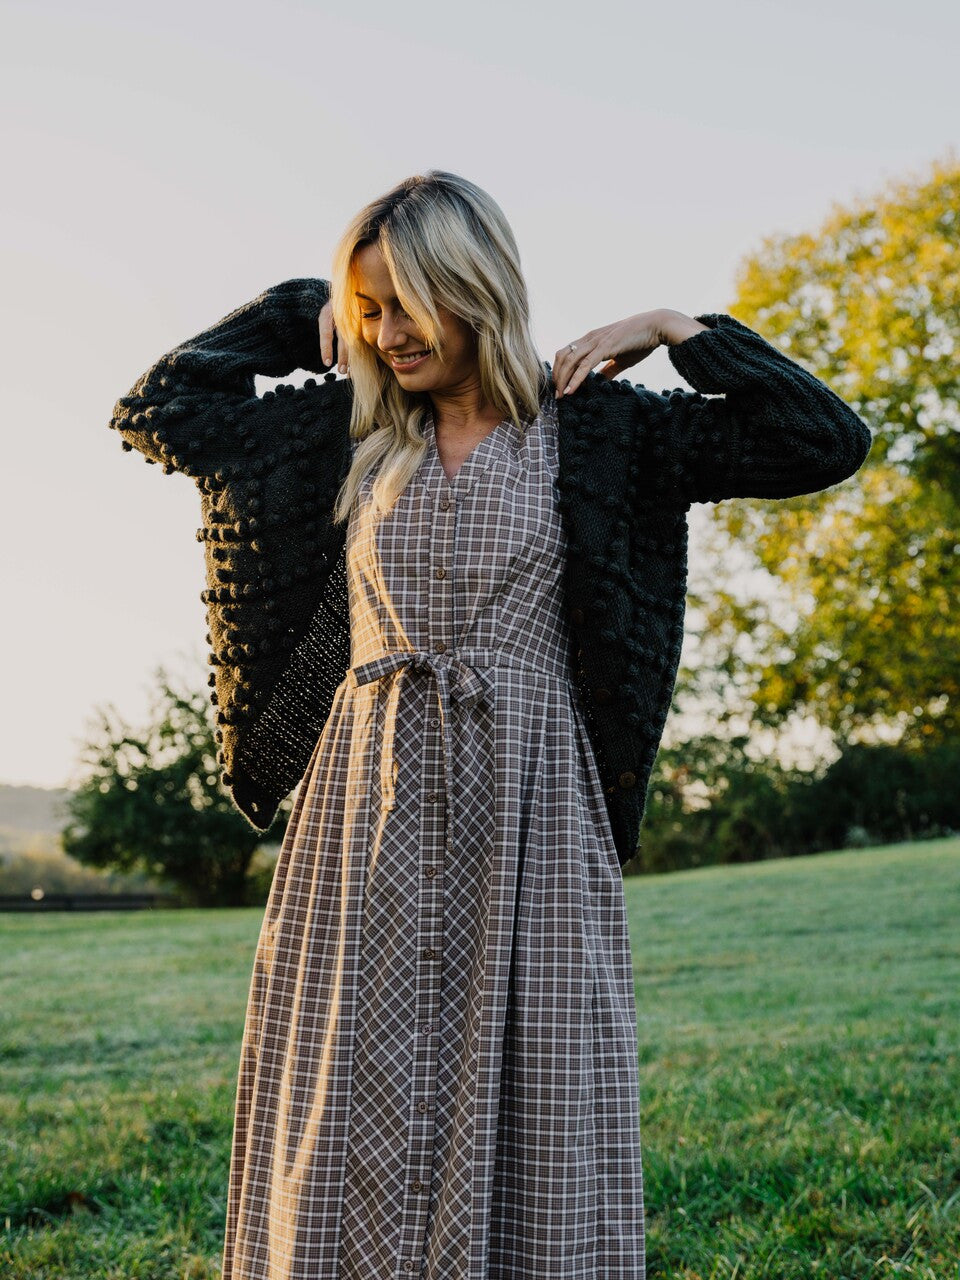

{"left": 109, "top": 278, "right": 872, "bottom": 868}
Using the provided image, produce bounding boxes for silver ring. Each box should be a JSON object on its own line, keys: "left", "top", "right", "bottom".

{"left": 568, "top": 343, "right": 577, "bottom": 354}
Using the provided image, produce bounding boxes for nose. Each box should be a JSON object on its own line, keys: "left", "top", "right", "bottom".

{"left": 377, "top": 311, "right": 407, "bottom": 353}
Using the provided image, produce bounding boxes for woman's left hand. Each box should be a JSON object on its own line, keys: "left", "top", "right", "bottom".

{"left": 553, "top": 308, "right": 707, "bottom": 398}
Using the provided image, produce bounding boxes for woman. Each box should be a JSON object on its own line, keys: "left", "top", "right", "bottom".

{"left": 110, "top": 169, "right": 871, "bottom": 1280}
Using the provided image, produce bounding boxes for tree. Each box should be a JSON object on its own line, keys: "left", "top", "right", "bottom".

{"left": 687, "top": 153, "right": 960, "bottom": 749}
{"left": 63, "top": 668, "right": 285, "bottom": 906}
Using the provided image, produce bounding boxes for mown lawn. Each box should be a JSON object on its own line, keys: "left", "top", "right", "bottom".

{"left": 1, "top": 837, "right": 958, "bottom": 1279}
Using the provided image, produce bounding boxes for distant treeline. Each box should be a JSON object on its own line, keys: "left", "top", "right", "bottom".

{"left": 3, "top": 741, "right": 955, "bottom": 897}
{"left": 0, "top": 891, "right": 179, "bottom": 912}
{"left": 629, "top": 736, "right": 959, "bottom": 874}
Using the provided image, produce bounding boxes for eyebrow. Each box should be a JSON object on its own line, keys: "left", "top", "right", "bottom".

{"left": 354, "top": 291, "right": 397, "bottom": 302}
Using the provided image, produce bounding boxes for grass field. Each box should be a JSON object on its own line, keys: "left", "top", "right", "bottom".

{"left": 1, "top": 837, "right": 958, "bottom": 1279}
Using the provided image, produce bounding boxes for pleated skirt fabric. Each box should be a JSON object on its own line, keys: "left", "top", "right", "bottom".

{"left": 220, "top": 392, "right": 646, "bottom": 1279}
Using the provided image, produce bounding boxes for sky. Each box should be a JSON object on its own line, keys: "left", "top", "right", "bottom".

{"left": 1, "top": 0, "right": 957, "bottom": 790}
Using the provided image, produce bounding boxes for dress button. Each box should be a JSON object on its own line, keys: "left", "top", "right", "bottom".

{"left": 425, "top": 866, "right": 437, "bottom": 878}
{"left": 412, "top": 1179, "right": 425, "bottom": 1192}
{"left": 434, "top": 641, "right": 446, "bottom": 653}
{"left": 593, "top": 686, "right": 612, "bottom": 703}
{"left": 423, "top": 946, "right": 436, "bottom": 959}
{"left": 618, "top": 770, "right": 637, "bottom": 788}
{"left": 426, "top": 791, "right": 437, "bottom": 803}
{"left": 430, "top": 717, "right": 440, "bottom": 728}
{"left": 570, "top": 606, "right": 585, "bottom": 626}
{"left": 417, "top": 1100, "right": 428, "bottom": 1113}
{"left": 435, "top": 566, "right": 446, "bottom": 579}
{"left": 420, "top": 1023, "right": 432, "bottom": 1034}
{"left": 439, "top": 498, "right": 451, "bottom": 510}
{"left": 403, "top": 1263, "right": 414, "bottom": 1273}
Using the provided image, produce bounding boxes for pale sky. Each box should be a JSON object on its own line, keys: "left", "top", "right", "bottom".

{"left": 1, "top": 0, "right": 956, "bottom": 789}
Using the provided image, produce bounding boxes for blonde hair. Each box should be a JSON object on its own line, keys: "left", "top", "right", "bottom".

{"left": 329, "top": 170, "right": 549, "bottom": 524}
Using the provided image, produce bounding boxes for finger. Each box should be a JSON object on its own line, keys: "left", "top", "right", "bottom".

{"left": 554, "top": 333, "right": 602, "bottom": 396}
{"left": 331, "top": 325, "right": 341, "bottom": 373}
{"left": 327, "top": 309, "right": 338, "bottom": 370}
{"left": 552, "top": 341, "right": 582, "bottom": 397}
{"left": 318, "top": 301, "right": 334, "bottom": 367}
{"left": 555, "top": 342, "right": 600, "bottom": 397}
{"left": 551, "top": 351, "right": 564, "bottom": 395}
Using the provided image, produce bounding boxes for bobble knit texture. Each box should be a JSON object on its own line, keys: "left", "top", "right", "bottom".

{"left": 110, "top": 279, "right": 872, "bottom": 867}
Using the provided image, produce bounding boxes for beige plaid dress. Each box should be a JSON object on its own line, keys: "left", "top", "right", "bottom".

{"left": 221, "top": 391, "right": 646, "bottom": 1280}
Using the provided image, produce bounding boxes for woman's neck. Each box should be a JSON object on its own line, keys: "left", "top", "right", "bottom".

{"left": 428, "top": 380, "right": 501, "bottom": 437}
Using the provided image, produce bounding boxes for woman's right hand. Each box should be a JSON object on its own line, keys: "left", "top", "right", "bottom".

{"left": 318, "top": 297, "right": 349, "bottom": 375}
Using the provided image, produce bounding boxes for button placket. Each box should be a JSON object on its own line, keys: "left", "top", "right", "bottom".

{"left": 398, "top": 480, "right": 457, "bottom": 1275}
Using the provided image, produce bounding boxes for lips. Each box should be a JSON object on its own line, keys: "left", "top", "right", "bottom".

{"left": 391, "top": 350, "right": 431, "bottom": 369}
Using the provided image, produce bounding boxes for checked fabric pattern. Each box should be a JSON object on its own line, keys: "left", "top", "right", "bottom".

{"left": 221, "top": 391, "right": 646, "bottom": 1280}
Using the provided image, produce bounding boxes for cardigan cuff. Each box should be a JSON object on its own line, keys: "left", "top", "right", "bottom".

{"left": 664, "top": 311, "right": 779, "bottom": 395}
{"left": 266, "top": 277, "right": 334, "bottom": 377}
{"left": 228, "top": 767, "right": 283, "bottom": 834}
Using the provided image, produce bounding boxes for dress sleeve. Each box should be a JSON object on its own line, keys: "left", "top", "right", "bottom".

{"left": 108, "top": 277, "right": 334, "bottom": 478}
{"left": 630, "top": 312, "right": 873, "bottom": 504}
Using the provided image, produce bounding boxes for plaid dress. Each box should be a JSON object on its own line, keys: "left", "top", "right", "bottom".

{"left": 221, "top": 392, "right": 646, "bottom": 1280}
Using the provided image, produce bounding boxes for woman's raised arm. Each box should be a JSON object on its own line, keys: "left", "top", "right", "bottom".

{"left": 555, "top": 308, "right": 872, "bottom": 505}
{"left": 108, "top": 277, "right": 334, "bottom": 479}
{"left": 638, "top": 311, "right": 873, "bottom": 504}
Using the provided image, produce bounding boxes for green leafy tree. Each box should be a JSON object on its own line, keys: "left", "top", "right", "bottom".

{"left": 686, "top": 153, "right": 959, "bottom": 749}
{"left": 63, "top": 668, "right": 284, "bottom": 906}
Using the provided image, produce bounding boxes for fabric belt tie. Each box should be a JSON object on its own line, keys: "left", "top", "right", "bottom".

{"left": 350, "top": 649, "right": 495, "bottom": 817}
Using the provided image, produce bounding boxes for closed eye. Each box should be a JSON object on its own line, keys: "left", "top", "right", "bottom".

{"left": 360, "top": 307, "right": 409, "bottom": 320}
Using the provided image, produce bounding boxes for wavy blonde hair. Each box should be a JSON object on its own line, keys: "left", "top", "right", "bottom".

{"left": 329, "top": 170, "right": 549, "bottom": 525}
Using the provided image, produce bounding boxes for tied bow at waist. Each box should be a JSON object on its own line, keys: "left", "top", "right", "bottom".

{"left": 349, "top": 648, "right": 496, "bottom": 815}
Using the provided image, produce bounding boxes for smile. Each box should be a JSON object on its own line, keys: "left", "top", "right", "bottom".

{"left": 391, "top": 350, "right": 431, "bottom": 369}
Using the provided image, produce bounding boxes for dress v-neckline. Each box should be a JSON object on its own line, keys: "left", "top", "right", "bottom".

{"left": 423, "top": 414, "right": 513, "bottom": 490}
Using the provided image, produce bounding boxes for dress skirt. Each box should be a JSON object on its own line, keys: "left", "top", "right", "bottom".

{"left": 220, "top": 392, "right": 646, "bottom": 1279}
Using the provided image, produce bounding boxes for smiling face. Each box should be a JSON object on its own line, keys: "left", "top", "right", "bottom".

{"left": 353, "top": 242, "right": 481, "bottom": 393}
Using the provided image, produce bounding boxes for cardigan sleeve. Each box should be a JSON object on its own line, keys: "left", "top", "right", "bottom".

{"left": 631, "top": 312, "right": 873, "bottom": 503}
{"left": 107, "top": 277, "right": 334, "bottom": 478}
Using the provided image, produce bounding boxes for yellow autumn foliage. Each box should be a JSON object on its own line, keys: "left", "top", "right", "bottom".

{"left": 690, "top": 153, "right": 959, "bottom": 746}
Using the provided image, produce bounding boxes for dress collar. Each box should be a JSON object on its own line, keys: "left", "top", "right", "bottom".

{"left": 420, "top": 407, "right": 525, "bottom": 493}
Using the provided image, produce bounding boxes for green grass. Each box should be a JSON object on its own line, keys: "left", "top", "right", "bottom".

{"left": 1, "top": 837, "right": 958, "bottom": 1279}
